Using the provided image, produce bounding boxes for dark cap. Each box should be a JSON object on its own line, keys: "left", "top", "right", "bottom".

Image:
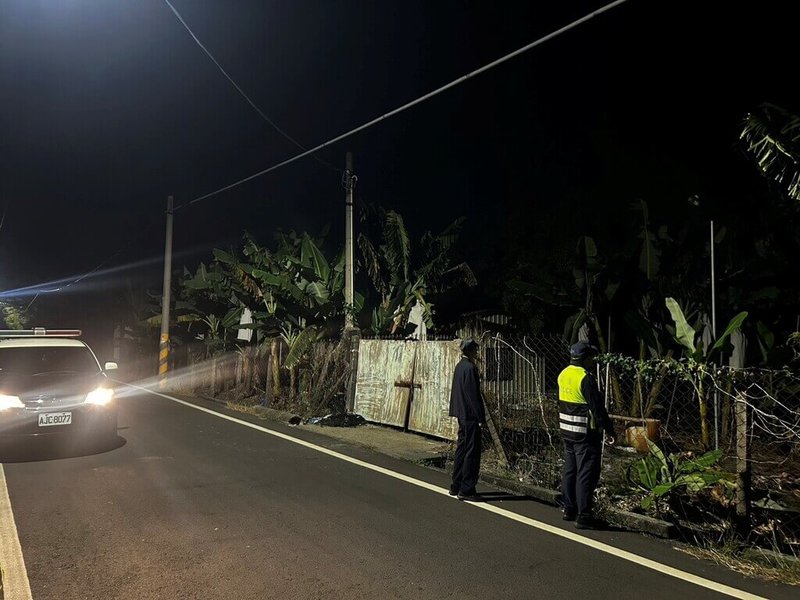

{"left": 460, "top": 337, "right": 479, "bottom": 352}
{"left": 570, "top": 341, "right": 598, "bottom": 359}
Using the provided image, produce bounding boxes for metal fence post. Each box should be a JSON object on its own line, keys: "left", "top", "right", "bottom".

{"left": 735, "top": 393, "right": 751, "bottom": 536}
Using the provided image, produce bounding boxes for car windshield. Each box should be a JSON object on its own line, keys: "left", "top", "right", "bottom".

{"left": 0, "top": 346, "right": 100, "bottom": 376}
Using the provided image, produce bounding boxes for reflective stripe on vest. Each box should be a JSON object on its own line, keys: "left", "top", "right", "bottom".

{"left": 557, "top": 365, "right": 595, "bottom": 438}
{"left": 560, "top": 422, "right": 588, "bottom": 434}
{"left": 559, "top": 412, "right": 588, "bottom": 423}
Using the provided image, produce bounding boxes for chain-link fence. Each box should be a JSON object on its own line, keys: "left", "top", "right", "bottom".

{"left": 471, "top": 335, "right": 800, "bottom": 555}
{"left": 476, "top": 333, "right": 568, "bottom": 488}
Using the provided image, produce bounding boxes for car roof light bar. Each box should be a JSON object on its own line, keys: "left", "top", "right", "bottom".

{"left": 0, "top": 329, "right": 82, "bottom": 338}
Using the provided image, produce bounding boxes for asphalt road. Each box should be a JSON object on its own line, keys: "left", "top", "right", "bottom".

{"left": 1, "top": 389, "right": 795, "bottom": 599}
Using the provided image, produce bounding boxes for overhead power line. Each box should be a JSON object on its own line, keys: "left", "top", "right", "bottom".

{"left": 162, "top": 0, "right": 337, "bottom": 172}
{"left": 2, "top": 219, "right": 163, "bottom": 311}
{"left": 174, "top": 0, "right": 630, "bottom": 211}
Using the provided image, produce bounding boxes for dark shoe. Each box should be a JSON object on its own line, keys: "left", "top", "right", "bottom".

{"left": 575, "top": 516, "right": 605, "bottom": 530}
{"left": 457, "top": 492, "right": 483, "bottom": 502}
{"left": 448, "top": 487, "right": 459, "bottom": 496}
{"left": 562, "top": 511, "right": 577, "bottom": 522}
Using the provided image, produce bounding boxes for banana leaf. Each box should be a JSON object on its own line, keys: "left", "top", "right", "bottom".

{"left": 301, "top": 235, "right": 330, "bottom": 280}
{"left": 665, "top": 297, "right": 697, "bottom": 356}
{"left": 212, "top": 248, "right": 236, "bottom": 265}
{"left": 709, "top": 311, "right": 748, "bottom": 353}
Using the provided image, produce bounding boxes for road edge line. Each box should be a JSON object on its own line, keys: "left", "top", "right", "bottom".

{"left": 128, "top": 383, "right": 769, "bottom": 600}
{"left": 0, "top": 464, "right": 34, "bottom": 600}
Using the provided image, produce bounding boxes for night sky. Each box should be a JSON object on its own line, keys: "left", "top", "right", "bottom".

{"left": 0, "top": 0, "right": 796, "bottom": 352}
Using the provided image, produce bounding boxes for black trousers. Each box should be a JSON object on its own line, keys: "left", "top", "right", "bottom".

{"left": 561, "top": 432, "right": 602, "bottom": 516}
{"left": 451, "top": 419, "right": 482, "bottom": 495}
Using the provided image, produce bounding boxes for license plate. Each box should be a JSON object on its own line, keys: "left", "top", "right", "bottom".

{"left": 38, "top": 412, "right": 72, "bottom": 427}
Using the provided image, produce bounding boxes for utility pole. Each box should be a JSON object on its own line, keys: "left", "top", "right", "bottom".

{"left": 159, "top": 195, "right": 174, "bottom": 388}
{"left": 344, "top": 152, "right": 356, "bottom": 329}
{"left": 343, "top": 153, "right": 360, "bottom": 413}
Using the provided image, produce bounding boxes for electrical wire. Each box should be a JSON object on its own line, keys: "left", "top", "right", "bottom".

{"left": 174, "top": 0, "right": 630, "bottom": 211}
{"left": 3, "top": 219, "right": 163, "bottom": 311}
{"left": 162, "top": 0, "right": 338, "bottom": 173}
{"left": 0, "top": 202, "right": 8, "bottom": 235}
{"left": 9, "top": 0, "right": 630, "bottom": 309}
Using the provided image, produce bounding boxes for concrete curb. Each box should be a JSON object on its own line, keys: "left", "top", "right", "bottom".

{"left": 478, "top": 473, "right": 560, "bottom": 505}
{"left": 605, "top": 508, "right": 677, "bottom": 538}
{"left": 477, "top": 473, "right": 676, "bottom": 538}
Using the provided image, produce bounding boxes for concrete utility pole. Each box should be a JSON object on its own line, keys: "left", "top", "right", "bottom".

{"left": 344, "top": 152, "right": 356, "bottom": 329}
{"left": 343, "top": 153, "right": 361, "bottom": 413}
{"left": 159, "top": 196, "right": 174, "bottom": 387}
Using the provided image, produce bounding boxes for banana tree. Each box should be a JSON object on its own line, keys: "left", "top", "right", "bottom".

{"left": 740, "top": 103, "right": 800, "bottom": 202}
{"left": 358, "top": 207, "right": 468, "bottom": 335}
{"left": 665, "top": 297, "right": 748, "bottom": 448}
{"left": 280, "top": 323, "right": 321, "bottom": 402}
{"left": 507, "top": 236, "right": 621, "bottom": 348}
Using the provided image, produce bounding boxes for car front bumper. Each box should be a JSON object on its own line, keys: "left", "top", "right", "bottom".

{"left": 0, "top": 402, "right": 118, "bottom": 441}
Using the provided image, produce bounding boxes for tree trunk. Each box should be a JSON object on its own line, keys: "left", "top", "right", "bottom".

{"left": 271, "top": 339, "right": 282, "bottom": 399}
{"left": 697, "top": 369, "right": 710, "bottom": 449}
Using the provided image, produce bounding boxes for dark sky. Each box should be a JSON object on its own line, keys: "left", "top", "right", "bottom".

{"left": 0, "top": 0, "right": 796, "bottom": 345}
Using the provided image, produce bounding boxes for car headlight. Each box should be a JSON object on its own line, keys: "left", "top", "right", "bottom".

{"left": 0, "top": 394, "right": 24, "bottom": 410}
{"left": 85, "top": 387, "right": 114, "bottom": 406}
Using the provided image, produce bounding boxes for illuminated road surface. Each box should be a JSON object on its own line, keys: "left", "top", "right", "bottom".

{"left": 1, "top": 391, "right": 794, "bottom": 600}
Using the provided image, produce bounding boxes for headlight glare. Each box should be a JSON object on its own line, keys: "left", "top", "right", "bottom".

{"left": 0, "top": 394, "right": 24, "bottom": 410}
{"left": 85, "top": 387, "right": 114, "bottom": 406}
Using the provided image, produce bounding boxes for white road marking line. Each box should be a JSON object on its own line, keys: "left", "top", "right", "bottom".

{"left": 130, "top": 383, "right": 768, "bottom": 600}
{"left": 0, "top": 465, "right": 34, "bottom": 600}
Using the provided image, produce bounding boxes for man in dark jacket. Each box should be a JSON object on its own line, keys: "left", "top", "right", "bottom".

{"left": 558, "top": 342, "right": 615, "bottom": 529}
{"left": 449, "top": 338, "right": 485, "bottom": 501}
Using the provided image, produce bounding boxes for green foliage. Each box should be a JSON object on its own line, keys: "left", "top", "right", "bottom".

{"left": 740, "top": 103, "right": 800, "bottom": 202}
{"left": 507, "top": 235, "right": 620, "bottom": 348}
{"left": 665, "top": 297, "right": 748, "bottom": 362}
{"left": 663, "top": 298, "right": 748, "bottom": 446}
{"left": 175, "top": 206, "right": 464, "bottom": 355}
{"left": 0, "top": 301, "right": 31, "bottom": 329}
{"left": 282, "top": 325, "right": 320, "bottom": 371}
{"left": 178, "top": 228, "right": 352, "bottom": 352}
{"left": 665, "top": 297, "right": 698, "bottom": 357}
{"left": 357, "top": 205, "right": 468, "bottom": 335}
{"left": 628, "top": 439, "right": 733, "bottom": 511}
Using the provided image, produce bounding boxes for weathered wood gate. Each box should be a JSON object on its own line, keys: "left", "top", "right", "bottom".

{"left": 353, "top": 340, "right": 461, "bottom": 440}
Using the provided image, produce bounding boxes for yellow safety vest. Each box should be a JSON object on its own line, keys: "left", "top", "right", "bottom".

{"left": 557, "top": 365, "right": 596, "bottom": 439}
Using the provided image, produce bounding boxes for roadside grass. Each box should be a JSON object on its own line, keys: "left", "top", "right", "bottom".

{"left": 225, "top": 401, "right": 264, "bottom": 417}
{"left": 676, "top": 539, "right": 800, "bottom": 586}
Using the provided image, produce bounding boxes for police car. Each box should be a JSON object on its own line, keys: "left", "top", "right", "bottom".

{"left": 0, "top": 329, "right": 118, "bottom": 446}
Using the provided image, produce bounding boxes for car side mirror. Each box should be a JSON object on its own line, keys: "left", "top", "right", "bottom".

{"left": 104, "top": 362, "right": 119, "bottom": 371}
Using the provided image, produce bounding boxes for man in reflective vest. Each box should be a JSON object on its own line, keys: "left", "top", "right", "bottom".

{"left": 448, "top": 337, "right": 485, "bottom": 501}
{"left": 558, "top": 342, "right": 615, "bottom": 529}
